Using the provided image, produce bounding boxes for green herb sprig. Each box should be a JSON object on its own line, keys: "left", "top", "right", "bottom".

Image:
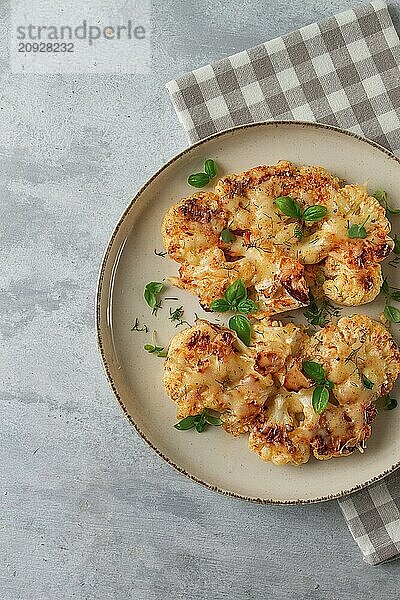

{"left": 144, "top": 344, "right": 167, "bottom": 357}
{"left": 294, "top": 225, "right": 303, "bottom": 241}
{"left": 131, "top": 317, "right": 149, "bottom": 333}
{"left": 388, "top": 234, "right": 400, "bottom": 268}
{"left": 347, "top": 216, "right": 369, "bottom": 239}
{"left": 303, "top": 292, "right": 341, "bottom": 328}
{"left": 188, "top": 159, "right": 218, "bottom": 188}
{"left": 143, "top": 331, "right": 167, "bottom": 357}
{"left": 381, "top": 278, "right": 400, "bottom": 323}
{"left": 381, "top": 395, "right": 398, "bottom": 410}
{"left": 174, "top": 408, "right": 223, "bottom": 433}
{"left": 168, "top": 305, "right": 190, "bottom": 327}
{"left": 210, "top": 279, "right": 257, "bottom": 346}
{"left": 374, "top": 190, "right": 400, "bottom": 217}
{"left": 362, "top": 375, "right": 373, "bottom": 390}
{"left": 274, "top": 196, "right": 327, "bottom": 240}
{"left": 302, "top": 361, "right": 333, "bottom": 414}
{"left": 144, "top": 281, "right": 164, "bottom": 310}
{"left": 221, "top": 228, "right": 237, "bottom": 243}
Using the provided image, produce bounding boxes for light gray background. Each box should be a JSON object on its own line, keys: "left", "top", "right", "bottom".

{"left": 2, "top": 1, "right": 400, "bottom": 599}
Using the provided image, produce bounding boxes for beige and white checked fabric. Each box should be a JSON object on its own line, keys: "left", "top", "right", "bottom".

{"left": 166, "top": 0, "right": 400, "bottom": 565}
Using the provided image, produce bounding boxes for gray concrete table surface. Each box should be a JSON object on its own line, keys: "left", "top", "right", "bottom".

{"left": 2, "top": 0, "right": 400, "bottom": 598}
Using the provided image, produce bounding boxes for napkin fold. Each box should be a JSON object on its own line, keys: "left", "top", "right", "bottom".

{"left": 166, "top": 0, "right": 400, "bottom": 565}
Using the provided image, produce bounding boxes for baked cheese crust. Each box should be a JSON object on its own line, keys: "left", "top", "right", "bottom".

{"left": 162, "top": 161, "right": 393, "bottom": 316}
{"left": 163, "top": 316, "right": 400, "bottom": 465}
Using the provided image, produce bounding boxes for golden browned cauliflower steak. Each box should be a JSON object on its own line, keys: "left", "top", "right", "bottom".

{"left": 163, "top": 315, "right": 400, "bottom": 466}
{"left": 162, "top": 161, "right": 393, "bottom": 316}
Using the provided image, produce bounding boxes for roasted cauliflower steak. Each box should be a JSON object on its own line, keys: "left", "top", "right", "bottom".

{"left": 163, "top": 315, "right": 400, "bottom": 466}
{"left": 162, "top": 161, "right": 393, "bottom": 316}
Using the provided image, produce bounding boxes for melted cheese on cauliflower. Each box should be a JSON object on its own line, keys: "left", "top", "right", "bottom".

{"left": 162, "top": 161, "right": 393, "bottom": 316}
{"left": 163, "top": 315, "right": 400, "bottom": 466}
{"left": 163, "top": 319, "right": 306, "bottom": 436}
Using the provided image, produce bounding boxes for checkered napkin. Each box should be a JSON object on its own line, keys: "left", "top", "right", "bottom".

{"left": 166, "top": 0, "right": 400, "bottom": 565}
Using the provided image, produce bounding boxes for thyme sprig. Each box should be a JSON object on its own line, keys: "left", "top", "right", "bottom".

{"left": 131, "top": 318, "right": 149, "bottom": 333}
{"left": 169, "top": 306, "right": 190, "bottom": 328}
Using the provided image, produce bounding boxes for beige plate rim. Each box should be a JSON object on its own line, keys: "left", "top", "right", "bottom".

{"left": 96, "top": 119, "right": 400, "bottom": 505}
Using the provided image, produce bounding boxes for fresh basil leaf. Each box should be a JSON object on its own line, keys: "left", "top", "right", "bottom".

{"left": 358, "top": 226, "right": 367, "bottom": 238}
{"left": 237, "top": 298, "right": 258, "bottom": 314}
{"left": 174, "top": 415, "right": 197, "bottom": 430}
{"left": 374, "top": 189, "right": 387, "bottom": 205}
{"left": 195, "top": 413, "right": 207, "bottom": 433}
{"left": 224, "top": 279, "right": 247, "bottom": 304}
{"left": 384, "top": 305, "right": 400, "bottom": 323}
{"left": 302, "top": 205, "right": 328, "bottom": 222}
{"left": 204, "top": 413, "right": 223, "bottom": 426}
{"left": 348, "top": 225, "right": 360, "bottom": 238}
{"left": 157, "top": 349, "right": 168, "bottom": 357}
{"left": 175, "top": 409, "right": 222, "bottom": 432}
{"left": 204, "top": 159, "right": 217, "bottom": 179}
{"left": 381, "top": 278, "right": 390, "bottom": 296}
{"left": 302, "top": 360, "right": 326, "bottom": 384}
{"left": 348, "top": 224, "right": 367, "bottom": 239}
{"left": 275, "top": 196, "right": 302, "bottom": 220}
{"left": 144, "top": 290, "right": 155, "bottom": 307}
{"left": 146, "top": 282, "right": 164, "bottom": 294}
{"left": 312, "top": 385, "right": 330, "bottom": 414}
{"left": 144, "top": 344, "right": 156, "bottom": 353}
{"left": 144, "top": 282, "right": 164, "bottom": 308}
{"left": 229, "top": 314, "right": 251, "bottom": 346}
{"left": 362, "top": 375, "right": 373, "bottom": 390}
{"left": 188, "top": 172, "right": 210, "bottom": 188}
{"left": 325, "top": 379, "right": 334, "bottom": 390}
{"left": 294, "top": 225, "right": 303, "bottom": 240}
{"left": 390, "top": 290, "right": 400, "bottom": 302}
{"left": 383, "top": 397, "right": 398, "bottom": 410}
{"left": 210, "top": 298, "right": 231, "bottom": 312}
{"left": 221, "top": 228, "right": 237, "bottom": 243}
{"left": 195, "top": 423, "right": 207, "bottom": 433}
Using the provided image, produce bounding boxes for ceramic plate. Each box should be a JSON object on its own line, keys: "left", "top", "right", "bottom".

{"left": 97, "top": 121, "right": 400, "bottom": 504}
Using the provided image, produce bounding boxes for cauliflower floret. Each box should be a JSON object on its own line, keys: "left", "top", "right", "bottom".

{"left": 312, "top": 401, "right": 377, "bottom": 460}
{"left": 306, "top": 314, "right": 400, "bottom": 402}
{"left": 322, "top": 257, "right": 383, "bottom": 305}
{"left": 163, "top": 319, "right": 307, "bottom": 436}
{"left": 303, "top": 314, "right": 400, "bottom": 459}
{"left": 164, "top": 315, "right": 400, "bottom": 466}
{"left": 169, "top": 248, "right": 257, "bottom": 313}
{"left": 248, "top": 389, "right": 317, "bottom": 465}
{"left": 162, "top": 162, "right": 394, "bottom": 316}
{"left": 162, "top": 192, "right": 226, "bottom": 263}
